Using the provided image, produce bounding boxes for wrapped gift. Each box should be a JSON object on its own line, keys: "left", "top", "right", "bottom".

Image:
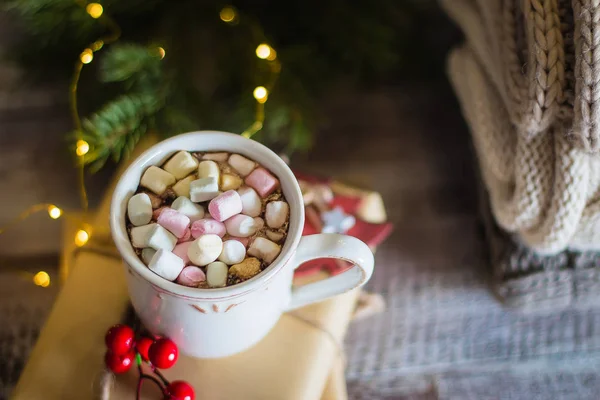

{"left": 13, "top": 137, "right": 391, "bottom": 400}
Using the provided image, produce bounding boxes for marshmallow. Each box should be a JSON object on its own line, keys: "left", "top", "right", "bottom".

{"left": 237, "top": 186, "right": 262, "bottom": 217}
{"left": 206, "top": 261, "right": 229, "bottom": 287}
{"left": 220, "top": 173, "right": 243, "bottom": 191}
{"left": 176, "top": 266, "right": 206, "bottom": 287}
{"left": 147, "top": 224, "right": 178, "bottom": 251}
{"left": 253, "top": 217, "right": 265, "bottom": 230}
{"left": 224, "top": 214, "right": 262, "bottom": 237}
{"left": 128, "top": 193, "right": 152, "bottom": 226}
{"left": 130, "top": 223, "right": 156, "bottom": 248}
{"left": 189, "top": 177, "right": 220, "bottom": 202}
{"left": 197, "top": 160, "right": 220, "bottom": 180}
{"left": 140, "top": 166, "right": 176, "bottom": 195}
{"left": 187, "top": 234, "right": 223, "bottom": 266}
{"left": 228, "top": 154, "right": 256, "bottom": 176}
{"left": 177, "top": 228, "right": 191, "bottom": 243}
{"left": 191, "top": 218, "right": 226, "bottom": 238}
{"left": 172, "top": 196, "right": 205, "bottom": 222}
{"left": 218, "top": 240, "right": 246, "bottom": 265}
{"left": 144, "top": 192, "right": 163, "bottom": 209}
{"left": 266, "top": 230, "right": 285, "bottom": 242}
{"left": 148, "top": 249, "right": 185, "bottom": 281}
{"left": 226, "top": 236, "right": 249, "bottom": 247}
{"left": 245, "top": 167, "right": 279, "bottom": 198}
{"left": 265, "top": 201, "right": 289, "bottom": 229}
{"left": 152, "top": 207, "right": 166, "bottom": 221}
{"left": 163, "top": 151, "right": 199, "bottom": 179}
{"left": 157, "top": 208, "right": 190, "bottom": 238}
{"left": 208, "top": 190, "right": 243, "bottom": 222}
{"left": 248, "top": 237, "right": 281, "bottom": 263}
{"left": 172, "top": 241, "right": 192, "bottom": 265}
{"left": 229, "top": 257, "right": 261, "bottom": 280}
{"left": 141, "top": 248, "right": 156, "bottom": 265}
{"left": 202, "top": 152, "right": 229, "bottom": 162}
{"left": 172, "top": 175, "right": 196, "bottom": 198}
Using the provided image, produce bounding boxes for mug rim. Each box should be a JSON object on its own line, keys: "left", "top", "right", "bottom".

{"left": 109, "top": 131, "right": 304, "bottom": 300}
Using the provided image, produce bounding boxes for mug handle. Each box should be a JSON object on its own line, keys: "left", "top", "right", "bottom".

{"left": 284, "top": 233, "right": 374, "bottom": 311}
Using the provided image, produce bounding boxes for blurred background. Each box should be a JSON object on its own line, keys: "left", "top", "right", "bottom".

{"left": 3, "top": 0, "right": 600, "bottom": 399}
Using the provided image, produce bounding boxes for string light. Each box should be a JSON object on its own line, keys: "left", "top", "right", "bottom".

{"left": 86, "top": 3, "right": 103, "bottom": 19}
{"left": 76, "top": 140, "right": 89, "bottom": 156}
{"left": 256, "top": 44, "right": 271, "bottom": 59}
{"left": 156, "top": 47, "right": 166, "bottom": 59}
{"left": 80, "top": 49, "right": 93, "bottom": 64}
{"left": 47, "top": 205, "right": 62, "bottom": 220}
{"left": 33, "top": 271, "right": 51, "bottom": 288}
{"left": 219, "top": 6, "right": 237, "bottom": 23}
{"left": 253, "top": 86, "right": 268, "bottom": 103}
{"left": 75, "top": 229, "right": 90, "bottom": 247}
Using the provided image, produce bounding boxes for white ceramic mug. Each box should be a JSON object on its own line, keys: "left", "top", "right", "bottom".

{"left": 110, "top": 131, "right": 374, "bottom": 358}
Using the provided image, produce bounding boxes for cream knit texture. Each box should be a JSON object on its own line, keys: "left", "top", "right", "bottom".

{"left": 448, "top": 46, "right": 600, "bottom": 253}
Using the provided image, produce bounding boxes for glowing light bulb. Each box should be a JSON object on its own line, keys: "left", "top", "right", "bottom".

{"left": 219, "top": 6, "right": 236, "bottom": 23}
{"left": 76, "top": 140, "right": 89, "bottom": 156}
{"left": 253, "top": 86, "right": 268, "bottom": 103}
{"left": 157, "top": 47, "right": 166, "bottom": 59}
{"left": 33, "top": 271, "right": 50, "bottom": 288}
{"left": 86, "top": 3, "right": 103, "bottom": 18}
{"left": 80, "top": 49, "right": 93, "bottom": 64}
{"left": 47, "top": 205, "right": 62, "bottom": 220}
{"left": 256, "top": 44, "right": 271, "bottom": 59}
{"left": 92, "top": 40, "right": 104, "bottom": 51}
{"left": 75, "top": 229, "right": 90, "bottom": 247}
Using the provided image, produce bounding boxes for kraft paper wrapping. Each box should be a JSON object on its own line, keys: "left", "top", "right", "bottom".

{"left": 14, "top": 136, "right": 356, "bottom": 400}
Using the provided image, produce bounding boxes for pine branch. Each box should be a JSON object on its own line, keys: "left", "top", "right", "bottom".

{"left": 100, "top": 43, "right": 163, "bottom": 89}
{"left": 80, "top": 93, "right": 161, "bottom": 171}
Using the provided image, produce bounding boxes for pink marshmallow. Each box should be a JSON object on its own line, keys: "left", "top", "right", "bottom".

{"left": 177, "top": 228, "right": 192, "bottom": 243}
{"left": 176, "top": 266, "right": 206, "bottom": 287}
{"left": 191, "top": 218, "right": 226, "bottom": 238}
{"left": 157, "top": 208, "right": 191, "bottom": 238}
{"left": 226, "top": 236, "right": 250, "bottom": 247}
{"left": 245, "top": 167, "right": 279, "bottom": 198}
{"left": 208, "top": 190, "right": 243, "bottom": 222}
{"left": 172, "top": 241, "right": 192, "bottom": 265}
{"left": 152, "top": 206, "right": 166, "bottom": 221}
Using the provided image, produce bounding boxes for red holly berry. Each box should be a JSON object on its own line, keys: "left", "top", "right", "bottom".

{"left": 148, "top": 338, "right": 178, "bottom": 369}
{"left": 104, "top": 349, "right": 135, "bottom": 374}
{"left": 136, "top": 336, "right": 154, "bottom": 361}
{"left": 164, "top": 380, "right": 195, "bottom": 400}
{"left": 105, "top": 324, "right": 135, "bottom": 355}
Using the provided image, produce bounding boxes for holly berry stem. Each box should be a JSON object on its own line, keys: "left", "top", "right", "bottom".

{"left": 136, "top": 363, "right": 165, "bottom": 400}
{"left": 151, "top": 366, "right": 170, "bottom": 387}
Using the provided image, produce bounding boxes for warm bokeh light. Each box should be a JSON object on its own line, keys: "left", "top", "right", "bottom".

{"left": 256, "top": 44, "right": 272, "bottom": 60}
{"left": 47, "top": 205, "right": 62, "bottom": 220}
{"left": 76, "top": 140, "right": 89, "bottom": 156}
{"left": 75, "top": 229, "right": 90, "bottom": 247}
{"left": 33, "top": 271, "right": 50, "bottom": 288}
{"left": 253, "top": 86, "right": 268, "bottom": 103}
{"left": 86, "top": 3, "right": 103, "bottom": 18}
{"left": 219, "top": 6, "right": 236, "bottom": 23}
{"left": 92, "top": 40, "right": 104, "bottom": 51}
{"left": 80, "top": 49, "right": 93, "bottom": 64}
{"left": 157, "top": 47, "right": 166, "bottom": 59}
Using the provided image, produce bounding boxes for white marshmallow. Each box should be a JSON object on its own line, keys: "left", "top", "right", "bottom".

{"left": 163, "top": 151, "right": 199, "bottom": 179}
{"left": 172, "top": 196, "right": 205, "bottom": 222}
{"left": 148, "top": 249, "right": 185, "bottom": 281}
{"left": 128, "top": 193, "right": 153, "bottom": 226}
{"left": 141, "top": 248, "right": 157, "bottom": 265}
{"left": 248, "top": 237, "right": 281, "bottom": 264}
{"left": 187, "top": 234, "right": 223, "bottom": 266}
{"left": 172, "top": 175, "right": 196, "bottom": 197}
{"left": 202, "top": 152, "right": 229, "bottom": 162}
{"left": 237, "top": 186, "right": 262, "bottom": 217}
{"left": 130, "top": 223, "right": 156, "bottom": 248}
{"left": 224, "top": 214, "right": 262, "bottom": 237}
{"left": 218, "top": 240, "right": 246, "bottom": 265}
{"left": 198, "top": 160, "right": 220, "bottom": 180}
{"left": 266, "top": 230, "right": 285, "bottom": 242}
{"left": 206, "top": 261, "right": 229, "bottom": 287}
{"left": 140, "top": 166, "right": 176, "bottom": 195}
{"left": 265, "top": 201, "right": 289, "bottom": 228}
{"left": 147, "top": 224, "right": 178, "bottom": 251}
{"left": 189, "top": 177, "right": 220, "bottom": 202}
{"left": 228, "top": 154, "right": 256, "bottom": 176}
